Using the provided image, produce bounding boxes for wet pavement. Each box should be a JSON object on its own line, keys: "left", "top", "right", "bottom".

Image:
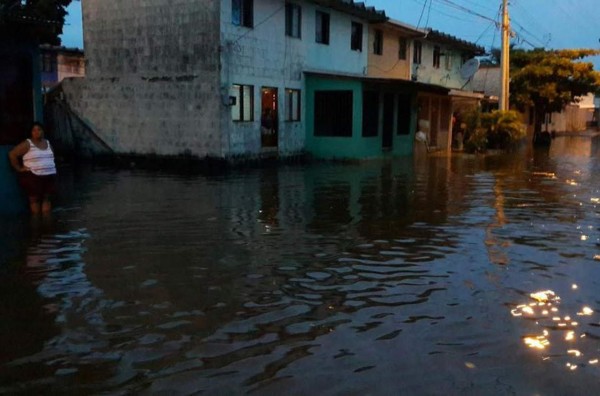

{"left": 1, "top": 136, "right": 600, "bottom": 395}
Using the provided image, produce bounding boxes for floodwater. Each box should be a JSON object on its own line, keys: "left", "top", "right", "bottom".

{"left": 1, "top": 136, "right": 600, "bottom": 395}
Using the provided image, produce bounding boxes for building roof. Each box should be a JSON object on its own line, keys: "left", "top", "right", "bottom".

{"left": 424, "top": 29, "right": 485, "bottom": 55}
{"left": 40, "top": 44, "right": 84, "bottom": 55}
{"left": 304, "top": 69, "right": 450, "bottom": 94}
{"left": 385, "top": 19, "right": 426, "bottom": 37}
{"left": 308, "top": 0, "right": 387, "bottom": 22}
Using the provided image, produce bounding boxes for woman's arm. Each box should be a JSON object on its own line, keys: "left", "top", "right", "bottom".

{"left": 8, "top": 141, "right": 31, "bottom": 172}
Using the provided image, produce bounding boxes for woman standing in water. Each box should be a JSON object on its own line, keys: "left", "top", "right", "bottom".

{"left": 8, "top": 122, "right": 57, "bottom": 215}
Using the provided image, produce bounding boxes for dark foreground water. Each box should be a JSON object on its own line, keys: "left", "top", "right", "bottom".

{"left": 1, "top": 136, "right": 600, "bottom": 395}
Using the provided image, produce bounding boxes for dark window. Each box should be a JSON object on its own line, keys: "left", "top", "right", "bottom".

{"left": 398, "top": 37, "right": 407, "bottom": 60}
{"left": 413, "top": 40, "right": 422, "bottom": 64}
{"left": 445, "top": 52, "right": 452, "bottom": 70}
{"left": 315, "top": 11, "right": 330, "bottom": 44}
{"left": 351, "top": 22, "right": 363, "bottom": 51}
{"left": 397, "top": 95, "right": 411, "bottom": 135}
{"left": 373, "top": 29, "right": 383, "bottom": 55}
{"left": 362, "top": 91, "right": 379, "bottom": 137}
{"left": 232, "top": 0, "right": 253, "bottom": 28}
{"left": 285, "top": 3, "right": 301, "bottom": 38}
{"left": 230, "top": 84, "right": 254, "bottom": 121}
{"left": 433, "top": 46, "right": 441, "bottom": 68}
{"left": 285, "top": 88, "right": 301, "bottom": 121}
{"left": 314, "top": 90, "right": 353, "bottom": 137}
{"left": 41, "top": 53, "right": 56, "bottom": 72}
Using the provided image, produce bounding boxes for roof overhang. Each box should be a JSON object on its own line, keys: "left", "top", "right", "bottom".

{"left": 449, "top": 89, "right": 485, "bottom": 99}
{"left": 385, "top": 19, "right": 426, "bottom": 38}
{"left": 424, "top": 29, "right": 485, "bottom": 55}
{"left": 307, "top": 0, "right": 387, "bottom": 23}
{"left": 304, "top": 70, "right": 450, "bottom": 94}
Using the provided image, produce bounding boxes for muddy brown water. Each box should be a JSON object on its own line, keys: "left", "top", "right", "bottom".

{"left": 1, "top": 136, "right": 600, "bottom": 395}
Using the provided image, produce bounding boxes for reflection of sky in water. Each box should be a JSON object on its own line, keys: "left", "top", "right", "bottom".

{"left": 511, "top": 288, "right": 599, "bottom": 371}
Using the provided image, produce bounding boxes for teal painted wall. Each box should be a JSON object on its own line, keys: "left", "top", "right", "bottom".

{"left": 0, "top": 146, "right": 27, "bottom": 214}
{"left": 305, "top": 76, "right": 382, "bottom": 159}
{"left": 391, "top": 93, "right": 418, "bottom": 157}
{"left": 305, "top": 76, "right": 418, "bottom": 159}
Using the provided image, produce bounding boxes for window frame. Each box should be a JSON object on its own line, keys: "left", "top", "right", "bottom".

{"left": 315, "top": 10, "right": 330, "bottom": 45}
{"left": 445, "top": 52, "right": 452, "bottom": 70}
{"left": 285, "top": 2, "right": 302, "bottom": 39}
{"left": 232, "top": 0, "right": 253, "bottom": 28}
{"left": 413, "top": 40, "right": 422, "bottom": 64}
{"left": 350, "top": 21, "right": 363, "bottom": 52}
{"left": 398, "top": 37, "right": 407, "bottom": 60}
{"left": 230, "top": 84, "right": 254, "bottom": 122}
{"left": 373, "top": 29, "right": 383, "bottom": 55}
{"left": 362, "top": 91, "right": 379, "bottom": 137}
{"left": 314, "top": 90, "right": 353, "bottom": 137}
{"left": 433, "top": 45, "right": 441, "bottom": 69}
{"left": 285, "top": 88, "right": 301, "bottom": 122}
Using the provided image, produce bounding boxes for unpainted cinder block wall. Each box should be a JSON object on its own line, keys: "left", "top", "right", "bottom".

{"left": 62, "top": 0, "right": 223, "bottom": 157}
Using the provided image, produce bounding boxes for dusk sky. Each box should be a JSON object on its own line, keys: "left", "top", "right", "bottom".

{"left": 59, "top": 0, "right": 600, "bottom": 67}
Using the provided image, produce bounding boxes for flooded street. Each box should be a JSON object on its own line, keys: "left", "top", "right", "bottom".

{"left": 1, "top": 136, "right": 600, "bottom": 395}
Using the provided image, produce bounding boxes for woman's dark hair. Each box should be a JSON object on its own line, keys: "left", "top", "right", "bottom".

{"left": 31, "top": 122, "right": 45, "bottom": 132}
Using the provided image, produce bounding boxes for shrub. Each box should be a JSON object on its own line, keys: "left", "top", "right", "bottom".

{"left": 463, "top": 109, "right": 526, "bottom": 153}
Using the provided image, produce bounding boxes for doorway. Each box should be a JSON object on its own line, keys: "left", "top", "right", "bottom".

{"left": 261, "top": 87, "right": 278, "bottom": 148}
{"left": 0, "top": 51, "right": 33, "bottom": 145}
{"left": 382, "top": 93, "right": 394, "bottom": 150}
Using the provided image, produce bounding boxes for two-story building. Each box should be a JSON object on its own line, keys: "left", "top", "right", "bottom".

{"left": 59, "top": 0, "right": 387, "bottom": 159}
{"left": 57, "top": 0, "right": 484, "bottom": 161}
{"left": 40, "top": 45, "right": 85, "bottom": 93}
{"left": 409, "top": 29, "right": 484, "bottom": 152}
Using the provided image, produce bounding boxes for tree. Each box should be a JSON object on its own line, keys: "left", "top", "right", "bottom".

{"left": 463, "top": 109, "right": 526, "bottom": 153}
{"left": 509, "top": 48, "right": 600, "bottom": 145}
{"left": 0, "top": 0, "right": 74, "bottom": 45}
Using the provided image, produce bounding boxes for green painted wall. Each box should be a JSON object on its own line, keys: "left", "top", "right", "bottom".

{"left": 305, "top": 75, "right": 418, "bottom": 159}
{"left": 391, "top": 93, "right": 418, "bottom": 157}
{"left": 305, "top": 76, "right": 382, "bottom": 159}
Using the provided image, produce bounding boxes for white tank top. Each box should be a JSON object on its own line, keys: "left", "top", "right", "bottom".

{"left": 23, "top": 139, "right": 57, "bottom": 176}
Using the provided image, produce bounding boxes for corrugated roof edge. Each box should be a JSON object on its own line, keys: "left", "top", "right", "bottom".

{"left": 424, "top": 28, "right": 485, "bottom": 55}
{"left": 309, "top": 0, "right": 387, "bottom": 22}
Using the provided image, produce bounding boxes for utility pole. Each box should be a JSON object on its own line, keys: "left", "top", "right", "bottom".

{"left": 499, "top": 0, "right": 510, "bottom": 111}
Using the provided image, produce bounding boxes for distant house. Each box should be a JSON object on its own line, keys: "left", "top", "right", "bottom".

{"left": 473, "top": 64, "right": 598, "bottom": 135}
{"left": 410, "top": 29, "right": 485, "bottom": 152}
{"left": 40, "top": 45, "right": 85, "bottom": 92}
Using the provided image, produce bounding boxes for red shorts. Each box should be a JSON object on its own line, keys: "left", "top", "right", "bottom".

{"left": 18, "top": 172, "right": 57, "bottom": 198}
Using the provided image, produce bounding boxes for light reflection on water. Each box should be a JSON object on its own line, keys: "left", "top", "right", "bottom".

{"left": 0, "top": 136, "right": 600, "bottom": 394}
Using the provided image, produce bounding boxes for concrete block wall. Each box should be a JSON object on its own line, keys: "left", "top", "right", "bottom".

{"left": 62, "top": 0, "right": 223, "bottom": 157}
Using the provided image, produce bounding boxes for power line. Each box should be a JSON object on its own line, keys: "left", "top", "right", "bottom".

{"left": 435, "top": 0, "right": 497, "bottom": 24}
{"left": 416, "top": 0, "right": 428, "bottom": 28}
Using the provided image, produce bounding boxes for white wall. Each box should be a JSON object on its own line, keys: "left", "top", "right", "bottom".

{"left": 220, "top": 0, "right": 371, "bottom": 156}
{"left": 413, "top": 41, "right": 472, "bottom": 90}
